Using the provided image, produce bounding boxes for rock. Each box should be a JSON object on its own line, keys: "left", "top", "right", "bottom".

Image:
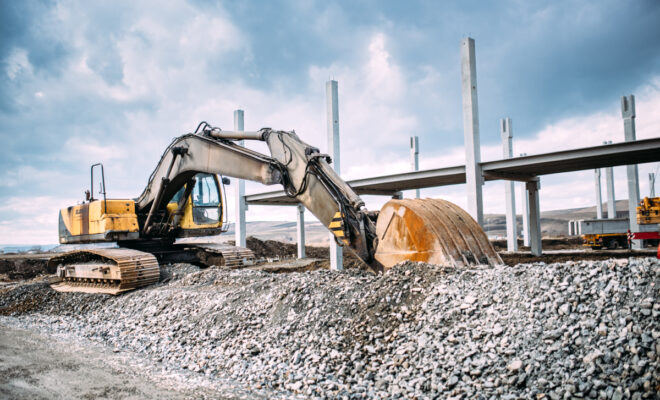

{"left": 508, "top": 359, "right": 523, "bottom": 372}
{"left": 583, "top": 351, "right": 602, "bottom": 364}
{"left": 1, "top": 256, "right": 657, "bottom": 400}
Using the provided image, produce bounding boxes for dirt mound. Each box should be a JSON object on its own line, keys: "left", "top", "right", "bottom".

{"left": 0, "top": 255, "right": 51, "bottom": 280}
{"left": 490, "top": 236, "right": 584, "bottom": 251}
{"left": 240, "top": 236, "right": 327, "bottom": 259}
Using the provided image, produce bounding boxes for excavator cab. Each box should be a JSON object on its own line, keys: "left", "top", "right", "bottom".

{"left": 166, "top": 173, "right": 227, "bottom": 236}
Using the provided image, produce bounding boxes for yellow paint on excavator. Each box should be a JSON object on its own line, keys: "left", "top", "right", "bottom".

{"left": 329, "top": 211, "right": 349, "bottom": 245}
{"left": 374, "top": 198, "right": 502, "bottom": 270}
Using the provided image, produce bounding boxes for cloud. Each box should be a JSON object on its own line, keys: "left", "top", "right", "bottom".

{"left": 1, "top": 0, "right": 659, "bottom": 244}
{"left": 0, "top": 196, "right": 77, "bottom": 244}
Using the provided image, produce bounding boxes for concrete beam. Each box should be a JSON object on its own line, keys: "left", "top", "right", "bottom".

{"left": 460, "top": 37, "right": 484, "bottom": 226}
{"left": 233, "top": 109, "right": 247, "bottom": 248}
{"left": 410, "top": 136, "right": 420, "bottom": 198}
{"left": 594, "top": 169, "right": 603, "bottom": 219}
{"left": 526, "top": 179, "right": 542, "bottom": 256}
{"left": 501, "top": 118, "right": 517, "bottom": 251}
{"left": 246, "top": 138, "right": 660, "bottom": 206}
{"left": 622, "top": 95, "right": 641, "bottom": 248}
{"left": 296, "top": 204, "right": 305, "bottom": 259}
{"left": 326, "top": 80, "right": 343, "bottom": 271}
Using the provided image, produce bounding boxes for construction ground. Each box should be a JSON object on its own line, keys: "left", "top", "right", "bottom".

{"left": 0, "top": 236, "right": 658, "bottom": 399}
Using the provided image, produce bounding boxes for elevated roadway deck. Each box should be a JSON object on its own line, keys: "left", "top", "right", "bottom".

{"left": 245, "top": 137, "right": 660, "bottom": 205}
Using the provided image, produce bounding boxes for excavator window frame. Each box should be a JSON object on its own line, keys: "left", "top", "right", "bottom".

{"left": 168, "top": 173, "right": 227, "bottom": 229}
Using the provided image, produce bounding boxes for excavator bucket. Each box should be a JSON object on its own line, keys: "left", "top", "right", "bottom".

{"left": 374, "top": 198, "right": 502, "bottom": 269}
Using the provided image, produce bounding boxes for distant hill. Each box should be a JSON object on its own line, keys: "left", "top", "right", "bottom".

{"left": 226, "top": 200, "right": 633, "bottom": 244}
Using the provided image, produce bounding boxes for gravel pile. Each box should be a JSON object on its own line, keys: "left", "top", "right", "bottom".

{"left": 1, "top": 257, "right": 658, "bottom": 399}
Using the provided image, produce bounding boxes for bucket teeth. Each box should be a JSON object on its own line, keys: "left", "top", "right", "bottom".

{"left": 374, "top": 198, "right": 502, "bottom": 270}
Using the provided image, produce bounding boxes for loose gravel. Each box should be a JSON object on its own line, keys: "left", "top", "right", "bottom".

{"left": 1, "top": 257, "right": 658, "bottom": 399}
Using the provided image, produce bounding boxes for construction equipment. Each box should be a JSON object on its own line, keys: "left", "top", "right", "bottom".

{"left": 637, "top": 196, "right": 660, "bottom": 224}
{"left": 51, "top": 122, "right": 501, "bottom": 294}
{"left": 580, "top": 197, "right": 660, "bottom": 250}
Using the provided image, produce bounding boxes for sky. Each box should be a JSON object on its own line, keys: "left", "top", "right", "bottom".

{"left": 1, "top": 0, "right": 660, "bottom": 244}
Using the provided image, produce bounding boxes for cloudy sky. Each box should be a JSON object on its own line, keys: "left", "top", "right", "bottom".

{"left": 1, "top": 0, "right": 660, "bottom": 244}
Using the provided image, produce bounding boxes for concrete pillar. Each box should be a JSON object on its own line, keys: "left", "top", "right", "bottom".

{"left": 622, "top": 95, "right": 641, "bottom": 248}
{"left": 594, "top": 169, "right": 603, "bottom": 219}
{"left": 650, "top": 173, "right": 656, "bottom": 197}
{"left": 519, "top": 154, "right": 530, "bottom": 247}
{"left": 460, "top": 37, "right": 484, "bottom": 226}
{"left": 410, "top": 136, "right": 420, "bottom": 199}
{"left": 326, "top": 80, "right": 343, "bottom": 270}
{"left": 605, "top": 163, "right": 616, "bottom": 219}
{"left": 567, "top": 220, "right": 574, "bottom": 236}
{"left": 501, "top": 118, "right": 518, "bottom": 251}
{"left": 233, "top": 109, "right": 247, "bottom": 248}
{"left": 296, "top": 204, "right": 305, "bottom": 259}
{"left": 526, "top": 180, "right": 542, "bottom": 256}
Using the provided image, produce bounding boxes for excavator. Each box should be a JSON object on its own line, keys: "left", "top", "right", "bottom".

{"left": 49, "top": 122, "right": 501, "bottom": 294}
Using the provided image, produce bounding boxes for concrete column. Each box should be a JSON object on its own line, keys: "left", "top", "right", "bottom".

{"left": 519, "top": 154, "right": 530, "bottom": 247}
{"left": 501, "top": 118, "right": 518, "bottom": 251}
{"left": 605, "top": 165, "right": 616, "bottom": 219}
{"left": 460, "top": 37, "right": 484, "bottom": 226}
{"left": 650, "top": 173, "right": 656, "bottom": 197}
{"left": 567, "top": 220, "right": 573, "bottom": 236}
{"left": 526, "top": 180, "right": 542, "bottom": 256}
{"left": 233, "top": 109, "right": 247, "bottom": 248}
{"left": 622, "top": 95, "right": 641, "bottom": 248}
{"left": 594, "top": 169, "right": 603, "bottom": 219}
{"left": 410, "top": 136, "right": 420, "bottom": 199}
{"left": 326, "top": 80, "right": 343, "bottom": 270}
{"left": 296, "top": 204, "right": 305, "bottom": 259}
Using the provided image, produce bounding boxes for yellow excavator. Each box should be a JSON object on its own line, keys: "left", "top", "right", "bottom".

{"left": 49, "top": 122, "right": 501, "bottom": 294}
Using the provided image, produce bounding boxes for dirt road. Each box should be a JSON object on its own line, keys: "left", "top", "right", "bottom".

{"left": 0, "top": 323, "right": 241, "bottom": 400}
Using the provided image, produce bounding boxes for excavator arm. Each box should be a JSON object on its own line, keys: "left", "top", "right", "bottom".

{"left": 50, "top": 121, "right": 501, "bottom": 295}
{"left": 135, "top": 123, "right": 378, "bottom": 267}
{"left": 135, "top": 122, "right": 501, "bottom": 272}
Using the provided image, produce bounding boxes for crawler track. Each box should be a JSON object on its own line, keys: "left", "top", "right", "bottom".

{"left": 48, "top": 248, "right": 159, "bottom": 295}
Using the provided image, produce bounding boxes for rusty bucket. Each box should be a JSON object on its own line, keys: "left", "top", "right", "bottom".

{"left": 374, "top": 198, "right": 502, "bottom": 270}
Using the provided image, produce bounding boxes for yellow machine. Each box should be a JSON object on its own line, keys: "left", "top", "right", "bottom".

{"left": 58, "top": 171, "right": 225, "bottom": 244}
{"left": 50, "top": 123, "right": 500, "bottom": 294}
{"left": 582, "top": 233, "right": 627, "bottom": 249}
{"left": 637, "top": 196, "right": 660, "bottom": 224}
{"left": 580, "top": 196, "right": 660, "bottom": 251}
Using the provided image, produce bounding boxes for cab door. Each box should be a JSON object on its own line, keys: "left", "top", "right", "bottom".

{"left": 167, "top": 173, "right": 226, "bottom": 235}
{"left": 191, "top": 173, "right": 222, "bottom": 226}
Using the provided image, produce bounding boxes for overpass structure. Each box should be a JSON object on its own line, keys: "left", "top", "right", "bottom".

{"left": 233, "top": 38, "right": 659, "bottom": 267}
{"left": 245, "top": 138, "right": 660, "bottom": 205}
{"left": 243, "top": 134, "right": 660, "bottom": 258}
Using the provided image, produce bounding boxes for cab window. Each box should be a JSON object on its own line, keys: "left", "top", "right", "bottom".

{"left": 192, "top": 174, "right": 220, "bottom": 224}
{"left": 193, "top": 174, "right": 220, "bottom": 206}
